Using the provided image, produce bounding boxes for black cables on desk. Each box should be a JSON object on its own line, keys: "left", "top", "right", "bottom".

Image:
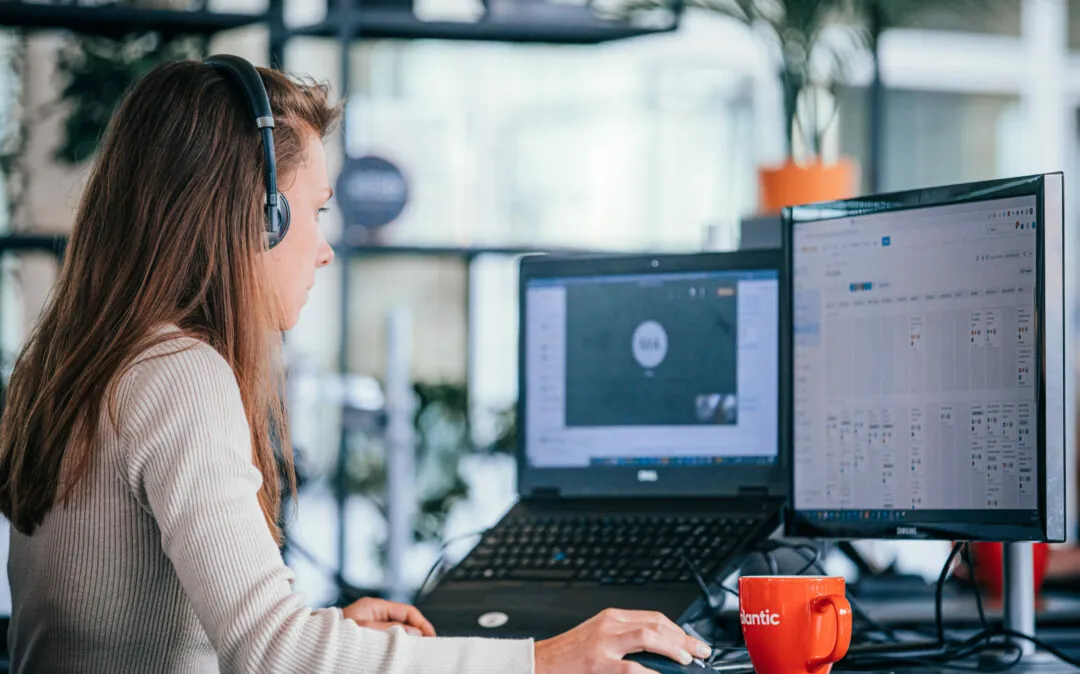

{"left": 683, "top": 539, "right": 1080, "bottom": 673}
{"left": 839, "top": 542, "right": 1080, "bottom": 672}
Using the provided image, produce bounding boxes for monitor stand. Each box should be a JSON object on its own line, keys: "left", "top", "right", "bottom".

{"left": 945, "top": 544, "right": 1049, "bottom": 669}
{"left": 1002, "top": 542, "right": 1057, "bottom": 665}
{"left": 1004, "top": 542, "right": 1036, "bottom": 657}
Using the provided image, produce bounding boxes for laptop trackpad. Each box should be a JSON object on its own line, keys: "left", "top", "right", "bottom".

{"left": 425, "top": 587, "right": 597, "bottom": 638}
{"left": 483, "top": 589, "right": 557, "bottom": 608}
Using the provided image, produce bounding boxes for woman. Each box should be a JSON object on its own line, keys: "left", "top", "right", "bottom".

{"left": 0, "top": 58, "right": 709, "bottom": 673}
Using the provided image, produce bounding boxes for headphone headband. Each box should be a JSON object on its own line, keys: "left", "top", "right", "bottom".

{"left": 203, "top": 54, "right": 290, "bottom": 248}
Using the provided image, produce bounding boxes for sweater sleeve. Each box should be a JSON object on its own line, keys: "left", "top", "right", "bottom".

{"left": 121, "top": 338, "right": 534, "bottom": 674}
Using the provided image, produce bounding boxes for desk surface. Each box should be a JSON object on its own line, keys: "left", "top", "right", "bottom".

{"left": 691, "top": 593, "right": 1080, "bottom": 673}
{"left": 849, "top": 663, "right": 1078, "bottom": 674}
{"left": 645, "top": 650, "right": 1080, "bottom": 673}
{"left": 852, "top": 590, "right": 1080, "bottom": 629}
{"left": 711, "top": 587, "right": 1080, "bottom": 629}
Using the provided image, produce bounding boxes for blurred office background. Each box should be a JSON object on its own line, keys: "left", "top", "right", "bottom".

{"left": 0, "top": 0, "right": 1075, "bottom": 612}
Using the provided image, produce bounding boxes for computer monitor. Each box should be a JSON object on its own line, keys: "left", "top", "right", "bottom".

{"left": 784, "top": 173, "right": 1066, "bottom": 542}
{"left": 518, "top": 250, "right": 788, "bottom": 498}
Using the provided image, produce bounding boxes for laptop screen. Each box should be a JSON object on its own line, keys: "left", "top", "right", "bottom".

{"left": 523, "top": 267, "right": 780, "bottom": 470}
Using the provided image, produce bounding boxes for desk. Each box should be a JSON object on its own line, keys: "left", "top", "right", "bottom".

{"left": 707, "top": 586, "right": 1080, "bottom": 630}
{"left": 852, "top": 590, "right": 1080, "bottom": 630}
{"left": 849, "top": 663, "right": 1078, "bottom": 674}
{"left": 684, "top": 596, "right": 1080, "bottom": 673}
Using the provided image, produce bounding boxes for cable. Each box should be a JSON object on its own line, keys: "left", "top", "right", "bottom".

{"left": 706, "top": 647, "right": 749, "bottom": 663}
{"left": 682, "top": 616, "right": 751, "bottom": 672}
{"left": 935, "top": 542, "right": 964, "bottom": 645}
{"left": 764, "top": 550, "right": 779, "bottom": 576}
{"left": 982, "top": 629, "right": 1080, "bottom": 668}
{"left": 952, "top": 546, "right": 1080, "bottom": 669}
{"left": 841, "top": 626, "right": 1016, "bottom": 672}
{"left": 770, "top": 541, "right": 897, "bottom": 643}
{"left": 415, "top": 529, "right": 490, "bottom": 601}
{"left": 733, "top": 540, "right": 1080, "bottom": 672}
{"left": 838, "top": 541, "right": 963, "bottom": 663}
{"left": 681, "top": 553, "right": 738, "bottom": 622}
{"left": 791, "top": 543, "right": 820, "bottom": 576}
{"left": 960, "top": 543, "right": 989, "bottom": 632}
{"left": 841, "top": 541, "right": 1080, "bottom": 672}
{"left": 838, "top": 642, "right": 1023, "bottom": 673}
{"left": 416, "top": 555, "right": 446, "bottom": 602}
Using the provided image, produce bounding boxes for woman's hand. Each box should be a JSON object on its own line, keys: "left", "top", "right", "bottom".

{"left": 342, "top": 597, "right": 437, "bottom": 637}
{"left": 534, "top": 608, "right": 711, "bottom": 674}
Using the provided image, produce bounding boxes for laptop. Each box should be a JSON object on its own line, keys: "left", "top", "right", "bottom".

{"left": 416, "top": 250, "right": 789, "bottom": 639}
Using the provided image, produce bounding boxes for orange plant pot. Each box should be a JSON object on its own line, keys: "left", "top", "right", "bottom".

{"left": 758, "top": 157, "right": 860, "bottom": 215}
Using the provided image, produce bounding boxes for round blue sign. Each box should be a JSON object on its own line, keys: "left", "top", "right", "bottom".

{"left": 336, "top": 155, "right": 409, "bottom": 229}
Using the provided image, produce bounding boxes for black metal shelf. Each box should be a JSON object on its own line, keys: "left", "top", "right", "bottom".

{"left": 0, "top": 3, "right": 671, "bottom": 45}
{"left": 288, "top": 8, "right": 673, "bottom": 45}
{"left": 334, "top": 242, "right": 609, "bottom": 258}
{"left": 0, "top": 233, "right": 67, "bottom": 259}
{"left": 0, "top": 233, "right": 605, "bottom": 261}
{"left": 0, "top": 3, "right": 266, "bottom": 38}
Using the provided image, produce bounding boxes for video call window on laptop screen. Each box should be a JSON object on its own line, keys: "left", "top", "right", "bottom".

{"left": 787, "top": 173, "right": 1066, "bottom": 542}
{"left": 523, "top": 268, "right": 780, "bottom": 469}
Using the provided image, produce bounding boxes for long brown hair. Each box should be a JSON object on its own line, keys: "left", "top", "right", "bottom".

{"left": 0, "top": 59, "right": 339, "bottom": 543}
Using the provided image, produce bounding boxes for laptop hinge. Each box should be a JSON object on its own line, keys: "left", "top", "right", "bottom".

{"left": 530, "top": 487, "right": 560, "bottom": 499}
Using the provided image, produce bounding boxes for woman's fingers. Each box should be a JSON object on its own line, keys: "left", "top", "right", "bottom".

{"left": 617, "top": 625, "right": 693, "bottom": 665}
{"left": 379, "top": 601, "right": 437, "bottom": 637}
{"left": 353, "top": 620, "right": 423, "bottom": 636}
{"left": 610, "top": 610, "right": 711, "bottom": 661}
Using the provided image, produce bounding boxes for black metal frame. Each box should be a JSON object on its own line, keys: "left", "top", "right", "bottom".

{"left": 0, "top": 1, "right": 674, "bottom": 44}
{"left": 0, "top": 3, "right": 263, "bottom": 37}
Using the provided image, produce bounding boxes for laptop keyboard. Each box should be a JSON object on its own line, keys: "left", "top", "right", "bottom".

{"left": 450, "top": 515, "right": 760, "bottom": 585}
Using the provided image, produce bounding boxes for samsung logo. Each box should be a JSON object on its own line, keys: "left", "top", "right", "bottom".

{"left": 637, "top": 470, "right": 659, "bottom": 483}
{"left": 896, "top": 526, "right": 918, "bottom": 537}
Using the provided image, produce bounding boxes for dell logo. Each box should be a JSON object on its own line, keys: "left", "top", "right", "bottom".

{"left": 637, "top": 470, "right": 659, "bottom": 483}
{"left": 896, "top": 526, "right": 918, "bottom": 537}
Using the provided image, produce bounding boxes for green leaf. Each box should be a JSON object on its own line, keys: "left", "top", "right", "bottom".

{"left": 52, "top": 32, "right": 207, "bottom": 165}
{"left": 606, "top": 0, "right": 1010, "bottom": 157}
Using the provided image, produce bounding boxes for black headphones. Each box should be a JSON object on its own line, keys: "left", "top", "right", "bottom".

{"left": 203, "top": 54, "right": 290, "bottom": 249}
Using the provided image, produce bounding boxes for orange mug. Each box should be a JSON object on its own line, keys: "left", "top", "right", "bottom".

{"left": 739, "top": 576, "right": 852, "bottom": 674}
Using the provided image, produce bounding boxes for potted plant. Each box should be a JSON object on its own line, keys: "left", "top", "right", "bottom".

{"left": 51, "top": 0, "right": 211, "bottom": 165}
{"left": 341, "top": 382, "right": 515, "bottom": 572}
{"left": 54, "top": 32, "right": 206, "bottom": 164}
{"left": 612, "top": 0, "right": 1008, "bottom": 212}
{"left": 613, "top": 0, "right": 866, "bottom": 213}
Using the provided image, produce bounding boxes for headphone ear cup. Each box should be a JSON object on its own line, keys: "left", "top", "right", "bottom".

{"left": 267, "top": 194, "right": 291, "bottom": 249}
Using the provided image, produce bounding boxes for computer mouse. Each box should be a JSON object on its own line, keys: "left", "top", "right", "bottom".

{"left": 623, "top": 652, "right": 756, "bottom": 673}
{"left": 622, "top": 652, "right": 756, "bottom": 674}
{"left": 623, "top": 653, "right": 712, "bottom": 673}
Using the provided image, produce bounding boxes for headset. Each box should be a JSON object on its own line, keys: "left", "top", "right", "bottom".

{"left": 203, "top": 54, "right": 290, "bottom": 249}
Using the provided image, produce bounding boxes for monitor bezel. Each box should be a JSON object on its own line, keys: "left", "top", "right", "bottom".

{"left": 783, "top": 173, "right": 1066, "bottom": 542}
{"left": 517, "top": 250, "right": 789, "bottom": 500}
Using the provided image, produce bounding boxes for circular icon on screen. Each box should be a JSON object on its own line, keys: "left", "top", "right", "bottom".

{"left": 632, "top": 320, "right": 668, "bottom": 369}
{"left": 478, "top": 612, "right": 510, "bottom": 629}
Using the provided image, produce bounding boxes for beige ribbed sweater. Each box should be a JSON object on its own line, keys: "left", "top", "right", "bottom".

{"left": 8, "top": 334, "right": 534, "bottom": 673}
